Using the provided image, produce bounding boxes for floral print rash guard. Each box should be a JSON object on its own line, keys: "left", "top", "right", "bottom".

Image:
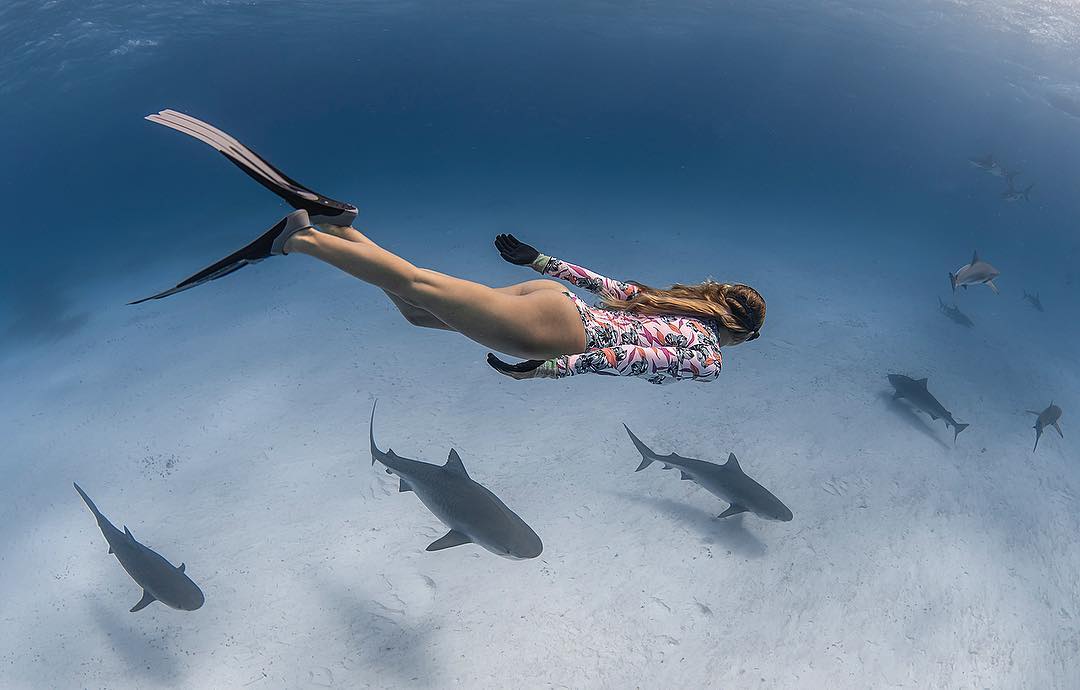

{"left": 532, "top": 255, "right": 723, "bottom": 384}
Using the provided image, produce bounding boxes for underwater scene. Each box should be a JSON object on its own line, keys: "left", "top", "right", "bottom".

{"left": 1, "top": 1, "right": 1079, "bottom": 687}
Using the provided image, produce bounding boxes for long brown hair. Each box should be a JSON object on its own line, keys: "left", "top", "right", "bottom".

{"left": 606, "top": 280, "right": 766, "bottom": 342}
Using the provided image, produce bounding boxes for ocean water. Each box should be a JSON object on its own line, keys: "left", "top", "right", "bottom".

{"left": 2, "top": 1, "right": 1079, "bottom": 687}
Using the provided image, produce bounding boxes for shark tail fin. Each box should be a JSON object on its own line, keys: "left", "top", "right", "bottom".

{"left": 73, "top": 483, "right": 104, "bottom": 521}
{"left": 1033, "top": 429, "right": 1042, "bottom": 452}
{"left": 952, "top": 422, "right": 970, "bottom": 442}
{"left": 623, "top": 424, "right": 657, "bottom": 471}
{"left": 949, "top": 272, "right": 957, "bottom": 293}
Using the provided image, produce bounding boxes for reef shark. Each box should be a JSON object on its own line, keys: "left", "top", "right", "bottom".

{"left": 73, "top": 483, "right": 204, "bottom": 613}
{"left": 938, "top": 297, "right": 974, "bottom": 327}
{"left": 887, "top": 374, "right": 970, "bottom": 442}
{"left": 368, "top": 403, "right": 543, "bottom": 559}
{"left": 949, "top": 250, "right": 1001, "bottom": 294}
{"left": 1027, "top": 403, "right": 1063, "bottom": 452}
{"left": 624, "top": 425, "right": 792, "bottom": 521}
{"left": 1023, "top": 290, "right": 1044, "bottom": 312}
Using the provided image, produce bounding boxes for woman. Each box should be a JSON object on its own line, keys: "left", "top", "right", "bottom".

{"left": 279, "top": 215, "right": 765, "bottom": 384}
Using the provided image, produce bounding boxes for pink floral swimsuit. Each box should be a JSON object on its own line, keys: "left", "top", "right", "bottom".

{"left": 534, "top": 256, "right": 723, "bottom": 384}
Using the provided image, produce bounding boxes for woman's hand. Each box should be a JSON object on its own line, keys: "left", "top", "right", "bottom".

{"left": 494, "top": 234, "right": 541, "bottom": 266}
{"left": 487, "top": 353, "right": 547, "bottom": 380}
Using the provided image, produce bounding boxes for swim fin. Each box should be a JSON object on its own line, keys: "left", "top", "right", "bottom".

{"left": 129, "top": 209, "right": 314, "bottom": 304}
{"left": 146, "top": 109, "right": 358, "bottom": 226}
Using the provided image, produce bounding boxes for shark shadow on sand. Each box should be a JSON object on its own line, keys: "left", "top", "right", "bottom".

{"left": 611, "top": 491, "right": 767, "bottom": 558}
{"left": 88, "top": 600, "right": 183, "bottom": 683}
{"left": 877, "top": 391, "right": 950, "bottom": 450}
{"left": 315, "top": 577, "right": 439, "bottom": 686}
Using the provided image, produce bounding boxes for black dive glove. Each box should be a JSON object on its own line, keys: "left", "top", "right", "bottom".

{"left": 487, "top": 353, "right": 550, "bottom": 380}
{"left": 494, "top": 234, "right": 541, "bottom": 266}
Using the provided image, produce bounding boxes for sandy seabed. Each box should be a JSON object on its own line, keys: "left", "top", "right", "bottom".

{"left": 1, "top": 223, "right": 1077, "bottom": 689}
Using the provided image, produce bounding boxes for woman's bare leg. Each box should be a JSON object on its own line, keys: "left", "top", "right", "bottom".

{"left": 285, "top": 228, "right": 585, "bottom": 359}
{"left": 316, "top": 225, "right": 565, "bottom": 332}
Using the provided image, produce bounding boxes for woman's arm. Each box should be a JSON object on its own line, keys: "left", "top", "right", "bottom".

{"left": 532, "top": 255, "right": 640, "bottom": 302}
{"left": 494, "top": 234, "right": 639, "bottom": 301}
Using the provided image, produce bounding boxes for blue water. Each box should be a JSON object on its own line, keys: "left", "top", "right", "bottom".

{"left": 2, "top": 1, "right": 1079, "bottom": 687}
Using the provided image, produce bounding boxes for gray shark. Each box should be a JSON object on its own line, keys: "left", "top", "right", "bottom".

{"left": 1027, "top": 403, "right": 1063, "bottom": 452}
{"left": 938, "top": 297, "right": 974, "bottom": 327}
{"left": 368, "top": 404, "right": 542, "bottom": 559}
{"left": 949, "top": 250, "right": 1001, "bottom": 293}
{"left": 73, "top": 483, "right": 204, "bottom": 613}
{"left": 1002, "top": 183, "right": 1033, "bottom": 202}
{"left": 968, "top": 153, "right": 998, "bottom": 174}
{"left": 887, "top": 374, "right": 970, "bottom": 442}
{"left": 623, "top": 426, "right": 792, "bottom": 521}
{"left": 1022, "top": 290, "right": 1044, "bottom": 312}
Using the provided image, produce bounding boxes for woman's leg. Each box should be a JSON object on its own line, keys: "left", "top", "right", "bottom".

{"left": 316, "top": 225, "right": 565, "bottom": 331}
{"left": 285, "top": 228, "right": 586, "bottom": 359}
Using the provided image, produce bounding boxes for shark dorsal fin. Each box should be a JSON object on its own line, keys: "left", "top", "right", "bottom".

{"left": 444, "top": 449, "right": 469, "bottom": 478}
{"left": 124, "top": 526, "right": 134, "bottom": 539}
{"left": 971, "top": 250, "right": 979, "bottom": 265}
{"left": 178, "top": 563, "right": 185, "bottom": 572}
{"left": 725, "top": 453, "right": 743, "bottom": 473}
{"left": 680, "top": 471, "right": 693, "bottom": 481}
{"left": 427, "top": 529, "right": 472, "bottom": 551}
{"left": 916, "top": 378, "right": 928, "bottom": 387}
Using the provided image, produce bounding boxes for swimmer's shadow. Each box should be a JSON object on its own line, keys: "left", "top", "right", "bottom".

{"left": 878, "top": 391, "right": 951, "bottom": 450}
{"left": 613, "top": 491, "right": 767, "bottom": 558}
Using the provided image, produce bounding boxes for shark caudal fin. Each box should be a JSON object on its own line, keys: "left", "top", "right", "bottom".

{"left": 73, "top": 483, "right": 104, "bottom": 520}
{"left": 948, "top": 272, "right": 957, "bottom": 293}
{"left": 369, "top": 401, "right": 381, "bottom": 466}
{"left": 623, "top": 424, "right": 659, "bottom": 471}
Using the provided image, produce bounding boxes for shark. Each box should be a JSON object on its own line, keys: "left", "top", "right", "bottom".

{"left": 623, "top": 425, "right": 792, "bottom": 521}
{"left": 1002, "top": 183, "right": 1033, "bottom": 202}
{"left": 938, "top": 297, "right": 974, "bottom": 327}
{"left": 1022, "top": 290, "right": 1044, "bottom": 312}
{"left": 949, "top": 250, "right": 1001, "bottom": 294}
{"left": 887, "top": 374, "right": 970, "bottom": 442}
{"left": 1027, "top": 403, "right": 1063, "bottom": 452}
{"left": 968, "top": 153, "right": 999, "bottom": 174}
{"left": 73, "top": 483, "right": 204, "bottom": 613}
{"left": 368, "top": 403, "right": 543, "bottom": 559}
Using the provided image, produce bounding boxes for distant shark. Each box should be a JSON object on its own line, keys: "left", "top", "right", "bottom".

{"left": 1027, "top": 403, "right": 1063, "bottom": 452}
{"left": 938, "top": 297, "right": 974, "bottom": 327}
{"left": 623, "top": 425, "right": 792, "bottom": 521}
{"left": 369, "top": 403, "right": 543, "bottom": 559}
{"left": 73, "top": 483, "right": 204, "bottom": 613}
{"left": 1022, "top": 290, "right": 1044, "bottom": 312}
{"left": 949, "top": 250, "right": 1001, "bottom": 294}
{"left": 887, "top": 374, "right": 970, "bottom": 442}
{"left": 968, "top": 153, "right": 998, "bottom": 174}
{"left": 1002, "top": 183, "right": 1033, "bottom": 202}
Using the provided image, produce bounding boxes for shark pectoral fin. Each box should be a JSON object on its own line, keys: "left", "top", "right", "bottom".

{"left": 444, "top": 449, "right": 470, "bottom": 478}
{"left": 987, "top": 280, "right": 999, "bottom": 294}
{"left": 892, "top": 391, "right": 904, "bottom": 400}
{"left": 426, "top": 530, "right": 472, "bottom": 552}
{"left": 724, "top": 453, "right": 743, "bottom": 473}
{"left": 717, "top": 504, "right": 748, "bottom": 519}
{"left": 178, "top": 563, "right": 185, "bottom": 572}
{"left": 1054, "top": 421, "right": 1063, "bottom": 438}
{"left": 130, "top": 590, "right": 157, "bottom": 613}
{"left": 680, "top": 471, "right": 694, "bottom": 481}
{"left": 398, "top": 478, "right": 413, "bottom": 493}
{"left": 1025, "top": 410, "right": 1041, "bottom": 416}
